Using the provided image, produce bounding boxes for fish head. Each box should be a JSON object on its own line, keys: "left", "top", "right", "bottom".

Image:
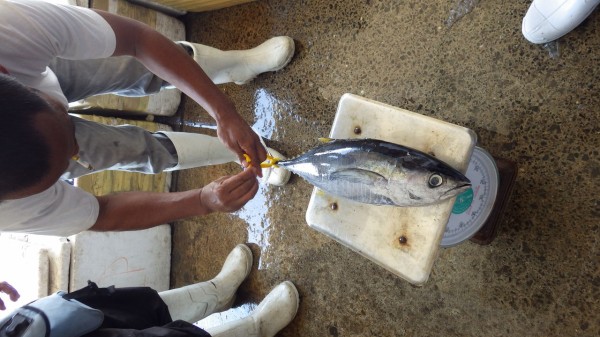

{"left": 396, "top": 157, "right": 471, "bottom": 206}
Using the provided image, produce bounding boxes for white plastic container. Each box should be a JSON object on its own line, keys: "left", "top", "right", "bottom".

{"left": 68, "top": 227, "right": 171, "bottom": 291}
{"left": 305, "top": 94, "right": 476, "bottom": 285}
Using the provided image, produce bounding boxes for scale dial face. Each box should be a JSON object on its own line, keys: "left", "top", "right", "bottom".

{"left": 441, "top": 147, "right": 499, "bottom": 247}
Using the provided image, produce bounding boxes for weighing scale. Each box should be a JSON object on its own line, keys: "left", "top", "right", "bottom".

{"left": 469, "top": 156, "right": 518, "bottom": 245}
{"left": 442, "top": 147, "right": 518, "bottom": 247}
{"left": 442, "top": 147, "right": 499, "bottom": 247}
{"left": 305, "top": 94, "right": 476, "bottom": 285}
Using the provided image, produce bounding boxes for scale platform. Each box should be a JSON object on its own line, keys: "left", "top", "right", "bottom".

{"left": 305, "top": 94, "right": 476, "bottom": 285}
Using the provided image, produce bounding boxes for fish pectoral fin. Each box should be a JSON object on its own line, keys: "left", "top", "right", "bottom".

{"left": 330, "top": 168, "right": 388, "bottom": 184}
{"left": 408, "top": 192, "right": 422, "bottom": 200}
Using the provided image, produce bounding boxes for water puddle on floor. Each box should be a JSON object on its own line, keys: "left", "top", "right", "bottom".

{"left": 543, "top": 41, "right": 560, "bottom": 58}
{"left": 445, "top": 0, "right": 480, "bottom": 28}
{"left": 251, "top": 88, "right": 302, "bottom": 140}
{"left": 231, "top": 88, "right": 298, "bottom": 270}
{"left": 234, "top": 184, "right": 273, "bottom": 270}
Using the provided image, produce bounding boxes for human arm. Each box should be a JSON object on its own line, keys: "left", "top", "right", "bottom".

{"left": 0, "top": 281, "right": 20, "bottom": 311}
{"left": 92, "top": 10, "right": 266, "bottom": 169}
{"left": 0, "top": 169, "right": 257, "bottom": 236}
{"left": 89, "top": 169, "right": 259, "bottom": 231}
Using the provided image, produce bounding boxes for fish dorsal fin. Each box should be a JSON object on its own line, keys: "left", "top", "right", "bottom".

{"left": 330, "top": 168, "right": 388, "bottom": 184}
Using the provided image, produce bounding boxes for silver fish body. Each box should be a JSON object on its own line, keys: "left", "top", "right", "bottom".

{"left": 277, "top": 138, "right": 471, "bottom": 206}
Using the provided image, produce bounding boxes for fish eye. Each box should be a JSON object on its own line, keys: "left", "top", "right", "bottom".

{"left": 428, "top": 174, "right": 444, "bottom": 188}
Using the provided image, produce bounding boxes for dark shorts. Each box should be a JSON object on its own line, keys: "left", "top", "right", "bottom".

{"left": 67, "top": 282, "right": 211, "bottom": 337}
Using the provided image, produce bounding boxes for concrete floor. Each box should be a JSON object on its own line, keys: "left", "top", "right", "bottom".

{"left": 169, "top": 1, "right": 599, "bottom": 336}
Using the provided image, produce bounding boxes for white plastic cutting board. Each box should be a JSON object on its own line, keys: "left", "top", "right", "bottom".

{"left": 305, "top": 94, "right": 476, "bottom": 284}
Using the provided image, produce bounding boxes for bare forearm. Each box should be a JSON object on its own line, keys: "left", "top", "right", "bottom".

{"left": 89, "top": 169, "right": 259, "bottom": 232}
{"left": 90, "top": 190, "right": 208, "bottom": 232}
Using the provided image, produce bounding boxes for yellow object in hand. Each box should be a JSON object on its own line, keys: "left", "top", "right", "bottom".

{"left": 243, "top": 154, "right": 280, "bottom": 168}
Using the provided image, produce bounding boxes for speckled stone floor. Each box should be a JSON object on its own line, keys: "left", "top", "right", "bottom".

{"left": 169, "top": 1, "right": 599, "bottom": 336}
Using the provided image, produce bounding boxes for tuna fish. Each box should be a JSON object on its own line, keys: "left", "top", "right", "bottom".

{"left": 276, "top": 138, "right": 471, "bottom": 207}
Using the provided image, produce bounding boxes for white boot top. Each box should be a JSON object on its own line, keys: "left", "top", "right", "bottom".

{"left": 159, "top": 244, "right": 253, "bottom": 323}
{"left": 205, "top": 281, "right": 299, "bottom": 337}
{"left": 178, "top": 36, "right": 295, "bottom": 85}
{"left": 522, "top": 0, "right": 600, "bottom": 43}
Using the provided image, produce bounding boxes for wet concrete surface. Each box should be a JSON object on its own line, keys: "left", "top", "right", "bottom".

{"left": 169, "top": 1, "right": 599, "bottom": 336}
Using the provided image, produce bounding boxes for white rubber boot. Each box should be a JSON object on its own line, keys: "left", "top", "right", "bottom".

{"left": 261, "top": 147, "right": 291, "bottom": 186}
{"left": 178, "top": 36, "right": 295, "bottom": 85}
{"left": 158, "top": 131, "right": 238, "bottom": 171}
{"left": 159, "top": 131, "right": 291, "bottom": 186}
{"left": 158, "top": 244, "right": 253, "bottom": 322}
{"left": 522, "top": 0, "right": 600, "bottom": 44}
{"left": 204, "top": 281, "right": 299, "bottom": 337}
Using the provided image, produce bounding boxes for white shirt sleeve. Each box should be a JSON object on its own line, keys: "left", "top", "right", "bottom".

{"left": 0, "top": 0, "right": 116, "bottom": 79}
{"left": 0, "top": 181, "right": 100, "bottom": 237}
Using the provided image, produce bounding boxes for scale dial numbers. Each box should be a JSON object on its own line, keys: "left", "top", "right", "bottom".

{"left": 442, "top": 147, "right": 499, "bottom": 247}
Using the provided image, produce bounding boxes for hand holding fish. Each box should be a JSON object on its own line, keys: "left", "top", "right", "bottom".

{"left": 0, "top": 281, "right": 20, "bottom": 310}
{"left": 199, "top": 168, "right": 260, "bottom": 213}
{"left": 215, "top": 113, "right": 267, "bottom": 177}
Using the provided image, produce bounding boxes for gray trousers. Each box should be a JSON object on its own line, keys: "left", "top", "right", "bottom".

{"left": 50, "top": 56, "right": 180, "bottom": 180}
